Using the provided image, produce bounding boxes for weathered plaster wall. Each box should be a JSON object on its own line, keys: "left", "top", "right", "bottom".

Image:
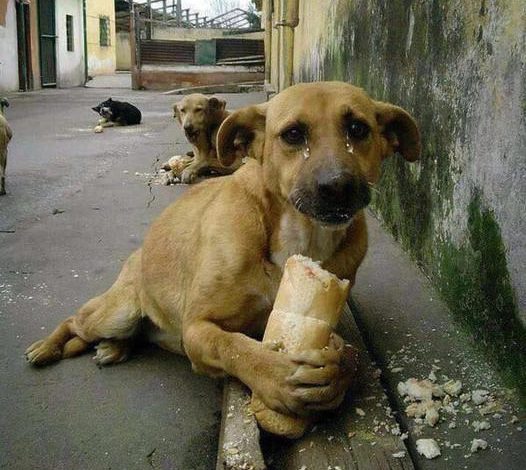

{"left": 55, "top": 0, "right": 85, "bottom": 87}
{"left": 290, "top": 0, "right": 526, "bottom": 390}
{"left": 86, "top": 0, "right": 116, "bottom": 76}
{"left": 116, "top": 31, "right": 131, "bottom": 71}
{"left": 0, "top": 0, "right": 19, "bottom": 92}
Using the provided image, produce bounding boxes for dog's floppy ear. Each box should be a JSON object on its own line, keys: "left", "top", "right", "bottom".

{"left": 375, "top": 101, "right": 421, "bottom": 161}
{"left": 172, "top": 102, "right": 180, "bottom": 121}
{"left": 216, "top": 103, "right": 267, "bottom": 167}
{"left": 208, "top": 97, "right": 226, "bottom": 111}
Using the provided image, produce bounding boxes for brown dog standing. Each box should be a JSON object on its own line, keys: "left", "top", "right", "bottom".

{"left": 26, "top": 82, "right": 420, "bottom": 417}
{"left": 173, "top": 93, "right": 241, "bottom": 183}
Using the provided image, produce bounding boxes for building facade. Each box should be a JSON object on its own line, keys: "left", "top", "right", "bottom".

{"left": 0, "top": 0, "right": 87, "bottom": 92}
{"left": 86, "top": 0, "right": 117, "bottom": 76}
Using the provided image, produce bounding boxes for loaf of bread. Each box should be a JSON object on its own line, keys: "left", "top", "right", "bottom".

{"left": 251, "top": 254, "right": 350, "bottom": 438}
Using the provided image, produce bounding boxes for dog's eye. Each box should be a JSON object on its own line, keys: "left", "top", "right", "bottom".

{"left": 347, "top": 120, "right": 370, "bottom": 140}
{"left": 180, "top": 108, "right": 186, "bottom": 113}
{"left": 281, "top": 126, "right": 306, "bottom": 146}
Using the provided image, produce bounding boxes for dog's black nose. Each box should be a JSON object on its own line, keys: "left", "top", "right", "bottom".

{"left": 184, "top": 124, "right": 194, "bottom": 133}
{"left": 316, "top": 169, "right": 371, "bottom": 212}
{"left": 316, "top": 171, "right": 356, "bottom": 205}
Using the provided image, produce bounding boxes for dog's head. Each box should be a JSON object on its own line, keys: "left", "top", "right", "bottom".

{"left": 217, "top": 82, "right": 420, "bottom": 227}
{"left": 0, "top": 98, "right": 9, "bottom": 116}
{"left": 173, "top": 94, "right": 227, "bottom": 143}
{"left": 92, "top": 98, "right": 113, "bottom": 119}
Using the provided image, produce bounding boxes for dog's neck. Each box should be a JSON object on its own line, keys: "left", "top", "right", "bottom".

{"left": 270, "top": 205, "right": 349, "bottom": 269}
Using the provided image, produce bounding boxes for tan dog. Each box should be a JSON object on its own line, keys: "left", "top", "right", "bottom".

{"left": 173, "top": 93, "right": 241, "bottom": 184}
{"left": 26, "top": 82, "right": 420, "bottom": 417}
{"left": 0, "top": 105, "right": 13, "bottom": 196}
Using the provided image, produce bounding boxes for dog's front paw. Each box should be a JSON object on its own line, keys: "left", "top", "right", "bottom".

{"left": 25, "top": 340, "right": 62, "bottom": 366}
{"left": 287, "top": 334, "right": 359, "bottom": 412}
{"left": 93, "top": 340, "right": 130, "bottom": 366}
{"left": 259, "top": 335, "right": 358, "bottom": 415}
{"left": 180, "top": 167, "right": 198, "bottom": 184}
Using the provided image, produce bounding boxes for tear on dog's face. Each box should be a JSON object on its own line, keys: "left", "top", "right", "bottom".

{"left": 217, "top": 82, "right": 420, "bottom": 228}
{"left": 173, "top": 94, "right": 227, "bottom": 143}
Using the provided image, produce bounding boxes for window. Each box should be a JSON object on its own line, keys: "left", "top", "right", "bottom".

{"left": 66, "top": 15, "right": 74, "bottom": 51}
{"left": 99, "top": 16, "right": 110, "bottom": 47}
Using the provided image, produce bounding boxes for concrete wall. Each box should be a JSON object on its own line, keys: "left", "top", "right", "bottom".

{"left": 116, "top": 31, "right": 131, "bottom": 71}
{"left": 55, "top": 0, "right": 85, "bottom": 87}
{"left": 86, "top": 0, "right": 116, "bottom": 76}
{"left": 0, "top": 0, "right": 19, "bottom": 92}
{"left": 269, "top": 0, "right": 526, "bottom": 389}
{"left": 152, "top": 26, "right": 264, "bottom": 41}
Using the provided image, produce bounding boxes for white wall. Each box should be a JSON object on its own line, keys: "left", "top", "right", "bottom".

{"left": 0, "top": 0, "right": 19, "bottom": 92}
{"left": 55, "top": 0, "right": 85, "bottom": 87}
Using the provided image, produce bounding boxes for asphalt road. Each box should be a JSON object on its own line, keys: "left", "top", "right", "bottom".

{"left": 0, "top": 87, "right": 266, "bottom": 470}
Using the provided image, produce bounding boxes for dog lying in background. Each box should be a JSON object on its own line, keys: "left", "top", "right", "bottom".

{"left": 172, "top": 94, "right": 242, "bottom": 184}
{"left": 26, "top": 82, "right": 420, "bottom": 419}
{"left": 92, "top": 98, "right": 141, "bottom": 133}
{"left": 0, "top": 98, "right": 13, "bottom": 196}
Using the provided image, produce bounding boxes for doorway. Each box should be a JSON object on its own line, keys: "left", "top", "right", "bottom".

{"left": 38, "top": 0, "right": 57, "bottom": 87}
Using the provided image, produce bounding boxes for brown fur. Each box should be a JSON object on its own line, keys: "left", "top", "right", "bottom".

{"left": 173, "top": 93, "right": 241, "bottom": 183}
{"left": 26, "top": 82, "right": 420, "bottom": 416}
{"left": 0, "top": 113, "right": 13, "bottom": 196}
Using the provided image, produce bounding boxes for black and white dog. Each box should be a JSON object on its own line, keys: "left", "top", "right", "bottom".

{"left": 92, "top": 98, "right": 141, "bottom": 130}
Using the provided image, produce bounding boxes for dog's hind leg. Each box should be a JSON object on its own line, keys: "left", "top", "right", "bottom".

{"left": 25, "top": 250, "right": 143, "bottom": 366}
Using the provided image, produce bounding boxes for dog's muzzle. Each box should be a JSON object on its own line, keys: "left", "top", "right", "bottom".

{"left": 100, "top": 107, "right": 113, "bottom": 119}
{"left": 184, "top": 124, "right": 199, "bottom": 141}
{"left": 290, "top": 170, "right": 371, "bottom": 226}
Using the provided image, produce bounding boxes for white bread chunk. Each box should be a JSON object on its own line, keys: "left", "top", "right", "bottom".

{"left": 252, "top": 255, "right": 350, "bottom": 438}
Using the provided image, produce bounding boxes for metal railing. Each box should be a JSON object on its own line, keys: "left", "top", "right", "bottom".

{"left": 132, "top": 0, "right": 259, "bottom": 30}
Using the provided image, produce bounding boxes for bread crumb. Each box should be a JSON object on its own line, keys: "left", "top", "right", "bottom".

{"left": 473, "top": 420, "right": 491, "bottom": 432}
{"left": 443, "top": 379, "right": 462, "bottom": 397}
{"left": 416, "top": 438, "right": 441, "bottom": 459}
{"left": 355, "top": 408, "right": 365, "bottom": 417}
{"left": 470, "top": 439, "right": 488, "bottom": 453}
{"left": 472, "top": 390, "right": 490, "bottom": 405}
{"left": 392, "top": 450, "right": 406, "bottom": 458}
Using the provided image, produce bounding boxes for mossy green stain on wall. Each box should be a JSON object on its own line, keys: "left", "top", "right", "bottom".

{"left": 434, "top": 192, "right": 526, "bottom": 396}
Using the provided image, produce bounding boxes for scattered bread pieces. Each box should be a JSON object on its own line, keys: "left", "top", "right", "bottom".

{"left": 94, "top": 125, "right": 103, "bottom": 133}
